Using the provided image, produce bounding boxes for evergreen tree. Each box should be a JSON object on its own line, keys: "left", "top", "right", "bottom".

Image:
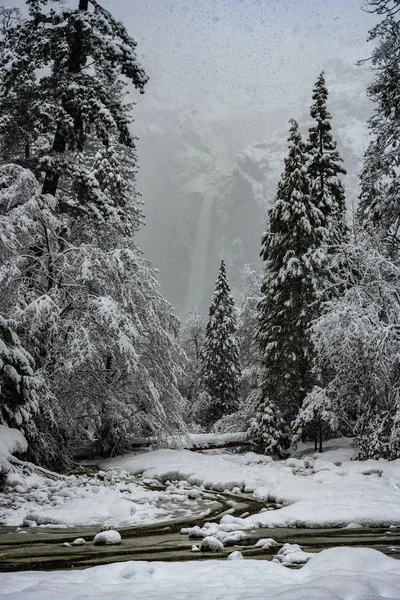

{"left": 304, "top": 234, "right": 400, "bottom": 459}
{"left": 213, "top": 265, "right": 262, "bottom": 435}
{"left": 179, "top": 309, "right": 206, "bottom": 427}
{"left": 0, "top": 315, "right": 40, "bottom": 430}
{"left": 200, "top": 260, "right": 241, "bottom": 428}
{"left": 0, "top": 0, "right": 147, "bottom": 228}
{"left": 291, "top": 386, "right": 339, "bottom": 453}
{"left": 253, "top": 119, "right": 326, "bottom": 445}
{"left": 0, "top": 2, "right": 186, "bottom": 463}
{"left": 308, "top": 72, "right": 347, "bottom": 246}
{"left": 0, "top": 314, "right": 68, "bottom": 467}
{"left": 248, "top": 391, "right": 289, "bottom": 456}
{"left": 357, "top": 2, "right": 400, "bottom": 252}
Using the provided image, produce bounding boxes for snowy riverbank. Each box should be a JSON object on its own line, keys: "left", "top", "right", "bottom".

{"left": 2, "top": 547, "right": 400, "bottom": 600}
{"left": 2, "top": 428, "right": 400, "bottom": 531}
{"left": 0, "top": 431, "right": 220, "bottom": 528}
{"left": 102, "top": 437, "right": 400, "bottom": 530}
{"left": 3, "top": 427, "right": 400, "bottom": 598}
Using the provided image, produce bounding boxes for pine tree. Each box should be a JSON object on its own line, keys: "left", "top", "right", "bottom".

{"left": 0, "top": 315, "right": 40, "bottom": 430}
{"left": 304, "top": 234, "right": 400, "bottom": 459}
{"left": 308, "top": 72, "right": 347, "bottom": 246}
{"left": 0, "top": 2, "right": 186, "bottom": 463}
{"left": 248, "top": 391, "right": 289, "bottom": 456}
{"left": 0, "top": 0, "right": 147, "bottom": 228}
{"left": 254, "top": 120, "right": 326, "bottom": 443}
{"left": 357, "top": 2, "right": 400, "bottom": 252}
{"left": 200, "top": 260, "right": 241, "bottom": 428}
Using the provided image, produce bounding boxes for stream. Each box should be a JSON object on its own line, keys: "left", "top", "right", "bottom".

{"left": 1, "top": 486, "right": 400, "bottom": 572}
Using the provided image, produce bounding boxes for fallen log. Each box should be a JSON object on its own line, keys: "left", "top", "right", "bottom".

{"left": 72, "top": 432, "right": 250, "bottom": 460}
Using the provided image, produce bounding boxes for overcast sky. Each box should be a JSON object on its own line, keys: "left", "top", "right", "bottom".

{"left": 98, "top": 0, "right": 378, "bottom": 121}
{"left": 7, "top": 0, "right": 379, "bottom": 126}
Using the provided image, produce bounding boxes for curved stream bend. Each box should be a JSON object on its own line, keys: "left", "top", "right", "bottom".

{"left": 1, "top": 487, "right": 400, "bottom": 572}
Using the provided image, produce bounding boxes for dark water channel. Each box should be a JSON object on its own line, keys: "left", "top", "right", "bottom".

{"left": 1, "top": 487, "right": 400, "bottom": 572}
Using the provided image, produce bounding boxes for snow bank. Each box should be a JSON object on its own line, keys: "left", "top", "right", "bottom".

{"left": 101, "top": 448, "right": 277, "bottom": 491}
{"left": 102, "top": 441, "right": 400, "bottom": 529}
{"left": 2, "top": 548, "right": 400, "bottom": 599}
{"left": 4, "top": 436, "right": 400, "bottom": 532}
{"left": 0, "top": 468, "right": 218, "bottom": 528}
{"left": 0, "top": 425, "right": 27, "bottom": 472}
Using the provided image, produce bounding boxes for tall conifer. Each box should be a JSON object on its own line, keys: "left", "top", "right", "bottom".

{"left": 201, "top": 260, "right": 241, "bottom": 428}
{"left": 0, "top": 1, "right": 185, "bottom": 462}
{"left": 357, "top": 3, "right": 400, "bottom": 253}
{"left": 253, "top": 120, "right": 326, "bottom": 446}
{"left": 308, "top": 72, "right": 347, "bottom": 246}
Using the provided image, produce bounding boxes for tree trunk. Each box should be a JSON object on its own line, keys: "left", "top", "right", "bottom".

{"left": 318, "top": 419, "right": 323, "bottom": 453}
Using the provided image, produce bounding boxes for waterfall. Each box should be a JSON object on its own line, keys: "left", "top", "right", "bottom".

{"left": 184, "top": 188, "right": 215, "bottom": 312}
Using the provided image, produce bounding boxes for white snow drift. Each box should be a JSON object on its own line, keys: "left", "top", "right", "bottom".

{"left": 2, "top": 548, "right": 400, "bottom": 600}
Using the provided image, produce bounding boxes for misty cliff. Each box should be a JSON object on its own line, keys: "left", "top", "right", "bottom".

{"left": 136, "top": 64, "right": 371, "bottom": 316}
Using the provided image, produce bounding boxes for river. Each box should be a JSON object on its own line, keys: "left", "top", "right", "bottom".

{"left": 1, "top": 487, "right": 400, "bottom": 572}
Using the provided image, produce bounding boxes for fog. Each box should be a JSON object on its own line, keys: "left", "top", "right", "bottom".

{"left": 9, "top": 0, "right": 381, "bottom": 314}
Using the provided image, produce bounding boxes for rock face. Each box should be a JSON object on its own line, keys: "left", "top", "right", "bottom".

{"left": 136, "top": 65, "right": 371, "bottom": 316}
{"left": 137, "top": 119, "right": 272, "bottom": 315}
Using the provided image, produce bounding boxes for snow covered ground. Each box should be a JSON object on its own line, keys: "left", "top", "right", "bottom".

{"left": 3, "top": 430, "right": 400, "bottom": 531}
{"left": 3, "top": 428, "right": 400, "bottom": 598}
{"left": 102, "top": 437, "right": 400, "bottom": 529}
{"left": 0, "top": 427, "right": 219, "bottom": 528}
{"left": 2, "top": 547, "right": 400, "bottom": 599}
{"left": 0, "top": 466, "right": 220, "bottom": 528}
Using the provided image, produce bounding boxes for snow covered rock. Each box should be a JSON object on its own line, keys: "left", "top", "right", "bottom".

{"left": 187, "top": 489, "right": 200, "bottom": 499}
{"left": 219, "top": 530, "right": 246, "bottom": 545}
{"left": 71, "top": 538, "right": 86, "bottom": 546}
{"left": 191, "top": 545, "right": 200, "bottom": 552}
{"left": 313, "top": 460, "right": 338, "bottom": 473}
{"left": 200, "top": 536, "right": 224, "bottom": 552}
{"left": 93, "top": 531, "right": 121, "bottom": 546}
{"left": 6, "top": 473, "right": 28, "bottom": 489}
{"left": 254, "top": 537, "right": 278, "bottom": 550}
{"left": 285, "top": 458, "right": 306, "bottom": 470}
{"left": 227, "top": 551, "right": 244, "bottom": 560}
{"left": 273, "top": 543, "right": 314, "bottom": 566}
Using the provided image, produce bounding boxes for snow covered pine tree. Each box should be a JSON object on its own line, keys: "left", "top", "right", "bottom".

{"left": 200, "top": 260, "right": 241, "bottom": 429}
{"left": 249, "top": 119, "right": 327, "bottom": 453}
{"left": 308, "top": 72, "right": 347, "bottom": 248}
{"left": 0, "top": 0, "right": 185, "bottom": 463}
{"left": 358, "top": 0, "right": 400, "bottom": 256}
